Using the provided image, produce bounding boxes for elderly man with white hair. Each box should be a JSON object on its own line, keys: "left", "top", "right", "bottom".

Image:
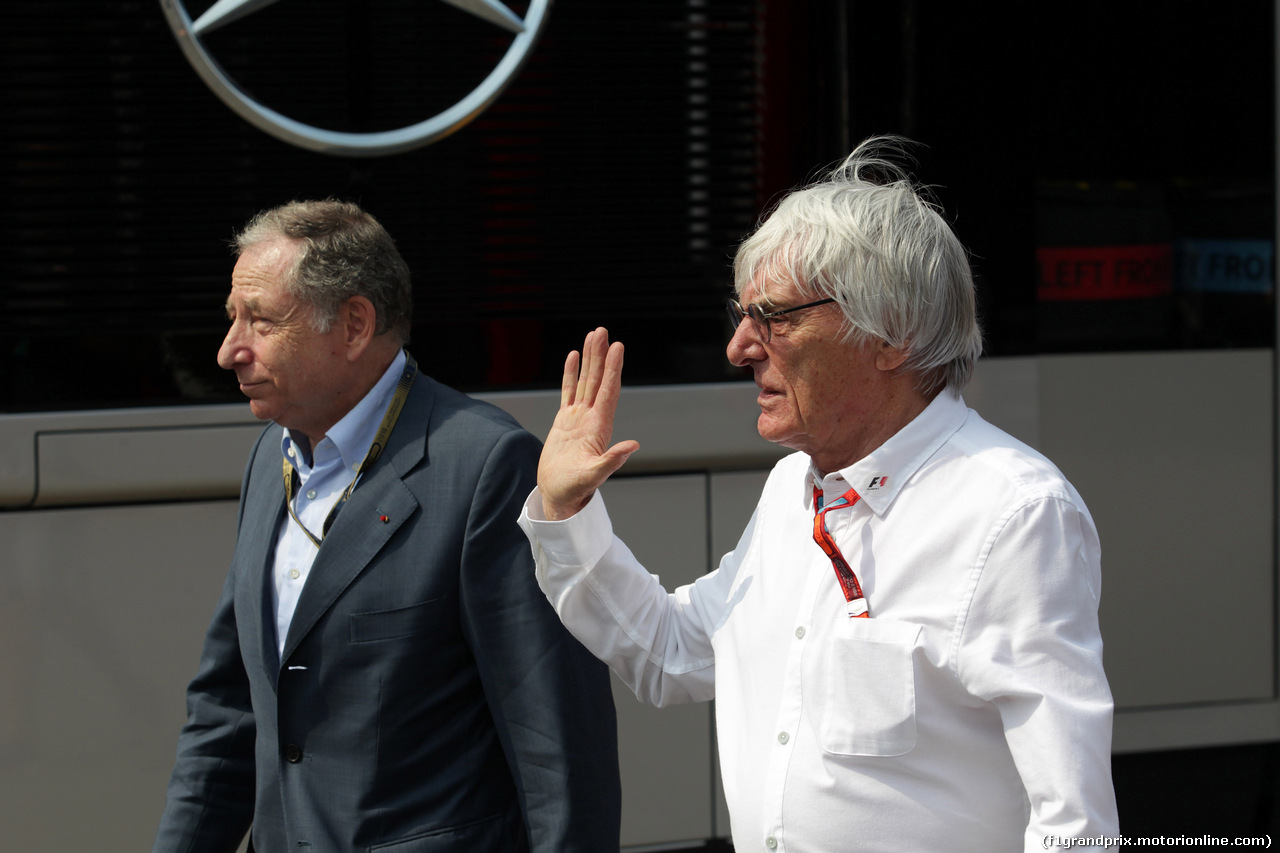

{"left": 519, "top": 136, "right": 1120, "bottom": 853}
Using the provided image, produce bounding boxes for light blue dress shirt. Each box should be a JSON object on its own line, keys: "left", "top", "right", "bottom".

{"left": 271, "top": 349, "right": 407, "bottom": 659}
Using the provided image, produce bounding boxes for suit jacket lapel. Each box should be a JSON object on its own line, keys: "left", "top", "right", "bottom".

{"left": 278, "top": 377, "right": 434, "bottom": 664}
{"left": 239, "top": 428, "right": 289, "bottom": 681}
{"left": 231, "top": 427, "right": 291, "bottom": 681}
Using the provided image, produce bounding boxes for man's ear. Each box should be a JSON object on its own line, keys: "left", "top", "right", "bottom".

{"left": 875, "top": 339, "right": 910, "bottom": 372}
{"left": 341, "top": 295, "right": 378, "bottom": 361}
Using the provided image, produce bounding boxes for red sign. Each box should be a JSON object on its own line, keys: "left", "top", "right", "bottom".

{"left": 1037, "top": 244, "right": 1173, "bottom": 301}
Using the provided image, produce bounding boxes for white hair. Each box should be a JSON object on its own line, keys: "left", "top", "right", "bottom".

{"left": 733, "top": 136, "right": 983, "bottom": 396}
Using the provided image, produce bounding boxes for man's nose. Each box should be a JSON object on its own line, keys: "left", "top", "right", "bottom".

{"left": 217, "top": 323, "right": 248, "bottom": 370}
{"left": 726, "top": 317, "right": 764, "bottom": 367}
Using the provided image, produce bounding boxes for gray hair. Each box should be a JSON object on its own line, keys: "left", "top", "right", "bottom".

{"left": 733, "top": 136, "right": 983, "bottom": 396}
{"left": 235, "top": 199, "right": 413, "bottom": 344}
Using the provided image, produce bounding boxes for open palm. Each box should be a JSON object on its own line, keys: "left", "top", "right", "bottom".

{"left": 538, "top": 328, "right": 640, "bottom": 520}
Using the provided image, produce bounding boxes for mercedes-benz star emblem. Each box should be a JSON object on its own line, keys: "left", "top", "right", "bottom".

{"left": 159, "top": 0, "right": 551, "bottom": 156}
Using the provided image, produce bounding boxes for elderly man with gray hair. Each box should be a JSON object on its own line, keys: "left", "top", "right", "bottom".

{"left": 154, "top": 199, "right": 621, "bottom": 853}
{"left": 519, "top": 137, "right": 1119, "bottom": 852}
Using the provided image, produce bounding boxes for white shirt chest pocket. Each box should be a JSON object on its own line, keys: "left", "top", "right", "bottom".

{"left": 816, "top": 618, "right": 922, "bottom": 757}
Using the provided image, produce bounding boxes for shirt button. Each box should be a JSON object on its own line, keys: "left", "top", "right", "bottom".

{"left": 289, "top": 568, "right": 300, "bottom": 580}
{"left": 284, "top": 744, "right": 303, "bottom": 763}
{"left": 777, "top": 731, "right": 789, "bottom": 745}
{"left": 795, "top": 626, "right": 806, "bottom": 639}
{"left": 306, "top": 489, "right": 317, "bottom": 500}
{"left": 766, "top": 837, "right": 778, "bottom": 850}
{"left": 287, "top": 446, "right": 296, "bottom": 458}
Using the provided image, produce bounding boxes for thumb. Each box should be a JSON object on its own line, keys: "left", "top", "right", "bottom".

{"left": 597, "top": 439, "right": 640, "bottom": 477}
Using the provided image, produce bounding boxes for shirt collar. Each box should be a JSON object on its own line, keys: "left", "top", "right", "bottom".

{"left": 282, "top": 349, "right": 408, "bottom": 476}
{"left": 806, "top": 391, "right": 969, "bottom": 517}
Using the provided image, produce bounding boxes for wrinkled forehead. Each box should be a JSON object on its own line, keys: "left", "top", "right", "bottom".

{"left": 227, "top": 239, "right": 301, "bottom": 308}
{"left": 247, "top": 239, "right": 292, "bottom": 268}
{"left": 737, "top": 270, "right": 804, "bottom": 308}
{"left": 239, "top": 236, "right": 299, "bottom": 277}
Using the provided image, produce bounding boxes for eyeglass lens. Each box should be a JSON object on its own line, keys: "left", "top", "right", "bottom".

{"left": 727, "top": 300, "right": 771, "bottom": 341}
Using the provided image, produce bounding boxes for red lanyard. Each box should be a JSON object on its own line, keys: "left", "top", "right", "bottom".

{"left": 812, "top": 485, "right": 869, "bottom": 618}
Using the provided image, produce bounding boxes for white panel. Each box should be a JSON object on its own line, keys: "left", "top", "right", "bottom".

{"left": 708, "top": 470, "right": 770, "bottom": 840}
{"left": 35, "top": 424, "right": 263, "bottom": 506}
{"left": 599, "top": 474, "right": 716, "bottom": 848}
{"left": 0, "top": 501, "right": 240, "bottom": 853}
{"left": 1113, "top": 703, "right": 1280, "bottom": 754}
{"left": 486, "top": 382, "right": 788, "bottom": 474}
{"left": 0, "top": 477, "right": 721, "bottom": 851}
{"left": 2, "top": 345, "right": 1276, "bottom": 838}
{"left": 0, "top": 403, "right": 259, "bottom": 508}
{"left": 709, "top": 470, "right": 770, "bottom": 563}
{"left": 0, "top": 382, "right": 786, "bottom": 508}
{"left": 965, "top": 356, "right": 1041, "bottom": 449}
{"left": 1039, "top": 350, "right": 1274, "bottom": 710}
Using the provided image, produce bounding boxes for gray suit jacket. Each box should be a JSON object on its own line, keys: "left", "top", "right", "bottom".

{"left": 154, "top": 372, "right": 621, "bottom": 852}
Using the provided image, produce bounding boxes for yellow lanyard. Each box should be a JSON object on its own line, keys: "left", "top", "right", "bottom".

{"left": 282, "top": 353, "right": 418, "bottom": 548}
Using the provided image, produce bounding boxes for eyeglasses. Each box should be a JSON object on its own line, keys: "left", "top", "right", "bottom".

{"left": 725, "top": 297, "right": 837, "bottom": 342}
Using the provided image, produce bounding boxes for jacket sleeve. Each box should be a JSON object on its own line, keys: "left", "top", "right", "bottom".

{"left": 458, "top": 428, "right": 622, "bottom": 853}
{"left": 152, "top": 435, "right": 266, "bottom": 853}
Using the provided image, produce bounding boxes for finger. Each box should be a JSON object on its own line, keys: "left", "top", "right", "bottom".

{"left": 560, "top": 350, "right": 580, "bottom": 408}
{"left": 594, "top": 340, "right": 626, "bottom": 417}
{"left": 574, "top": 328, "right": 599, "bottom": 406}
{"left": 578, "top": 327, "right": 609, "bottom": 405}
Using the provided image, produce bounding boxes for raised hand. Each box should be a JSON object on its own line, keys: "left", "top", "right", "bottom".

{"left": 538, "top": 327, "right": 640, "bottom": 520}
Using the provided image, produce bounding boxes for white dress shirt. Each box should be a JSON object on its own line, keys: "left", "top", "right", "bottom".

{"left": 519, "top": 391, "right": 1119, "bottom": 853}
{"left": 272, "top": 349, "right": 407, "bottom": 659}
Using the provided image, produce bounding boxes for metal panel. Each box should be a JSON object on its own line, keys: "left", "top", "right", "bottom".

{"left": 2, "top": 347, "right": 1278, "bottom": 851}
{"left": 708, "top": 470, "right": 770, "bottom": 841}
{"left": 1039, "top": 350, "right": 1274, "bottom": 710}
{"left": 0, "top": 404, "right": 260, "bottom": 508}
{"left": 35, "top": 424, "right": 263, "bottom": 506}
{"left": 488, "top": 381, "right": 789, "bottom": 474}
{"left": 599, "top": 474, "right": 716, "bottom": 848}
{"left": 965, "top": 356, "right": 1041, "bottom": 450}
{"left": 0, "top": 500, "right": 240, "bottom": 853}
{"left": 1, "top": 382, "right": 787, "bottom": 509}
